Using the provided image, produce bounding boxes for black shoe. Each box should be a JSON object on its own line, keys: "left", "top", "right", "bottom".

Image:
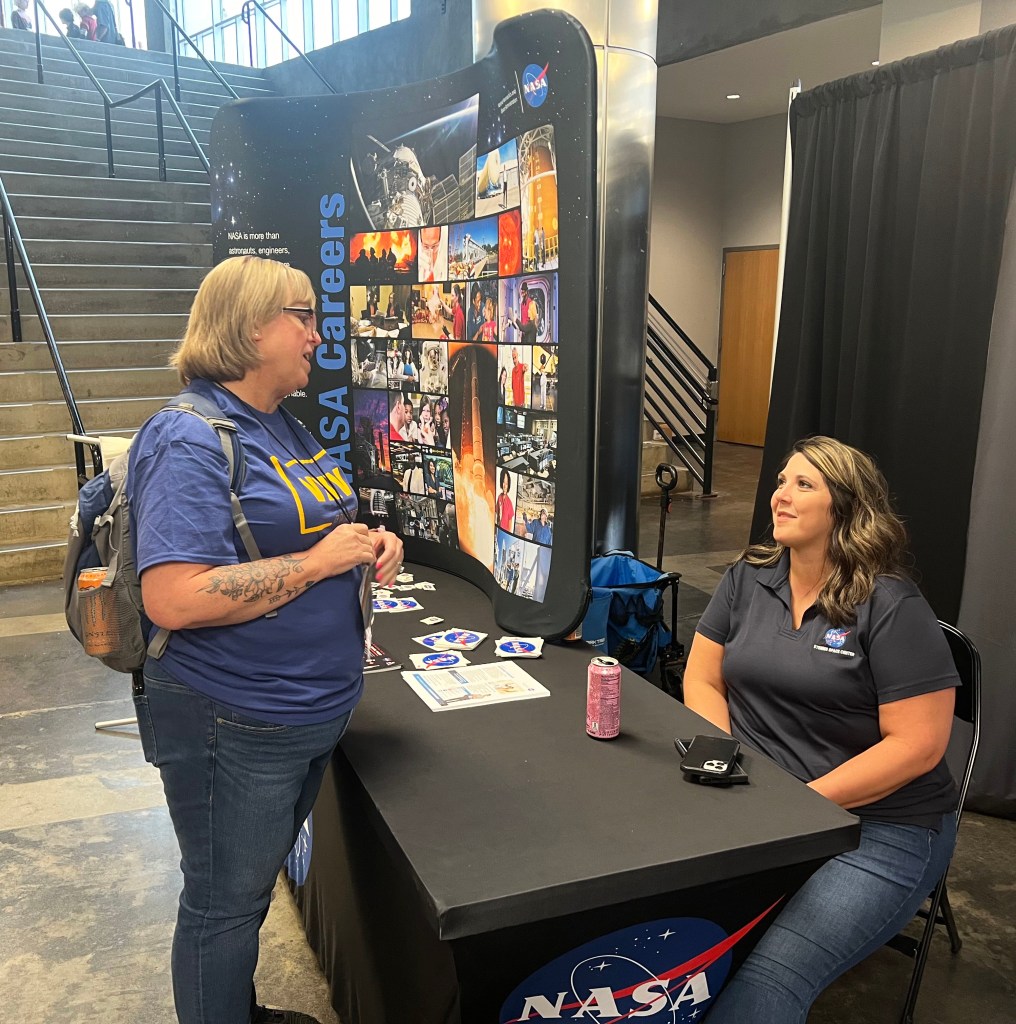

{"left": 251, "top": 1006, "right": 322, "bottom": 1024}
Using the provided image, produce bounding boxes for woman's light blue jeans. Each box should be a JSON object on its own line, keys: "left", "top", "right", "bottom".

{"left": 135, "top": 663, "right": 352, "bottom": 1024}
{"left": 705, "top": 813, "right": 957, "bottom": 1024}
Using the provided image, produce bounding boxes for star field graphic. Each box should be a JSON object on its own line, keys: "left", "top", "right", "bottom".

{"left": 208, "top": 9, "right": 597, "bottom": 638}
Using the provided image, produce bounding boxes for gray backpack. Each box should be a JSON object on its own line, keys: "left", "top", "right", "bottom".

{"left": 63, "top": 392, "right": 263, "bottom": 673}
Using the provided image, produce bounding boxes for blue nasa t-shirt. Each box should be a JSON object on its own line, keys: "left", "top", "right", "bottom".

{"left": 696, "top": 554, "right": 958, "bottom": 827}
{"left": 128, "top": 378, "right": 363, "bottom": 724}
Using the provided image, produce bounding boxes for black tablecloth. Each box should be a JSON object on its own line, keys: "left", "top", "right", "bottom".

{"left": 341, "top": 563, "right": 859, "bottom": 941}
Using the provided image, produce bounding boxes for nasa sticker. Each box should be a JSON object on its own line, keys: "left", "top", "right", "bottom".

{"left": 498, "top": 917, "right": 734, "bottom": 1022}
{"left": 410, "top": 651, "right": 470, "bottom": 670}
{"left": 440, "top": 629, "right": 486, "bottom": 650}
{"left": 373, "top": 598, "right": 402, "bottom": 612}
{"left": 495, "top": 639, "right": 541, "bottom": 658}
{"left": 522, "top": 62, "right": 550, "bottom": 108}
{"left": 823, "top": 628, "right": 850, "bottom": 649}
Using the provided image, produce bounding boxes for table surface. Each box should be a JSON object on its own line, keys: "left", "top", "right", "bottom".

{"left": 343, "top": 564, "right": 859, "bottom": 940}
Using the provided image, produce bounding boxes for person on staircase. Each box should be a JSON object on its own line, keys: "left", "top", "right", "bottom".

{"left": 59, "top": 7, "right": 84, "bottom": 38}
{"left": 92, "top": 0, "right": 123, "bottom": 44}
{"left": 74, "top": 2, "right": 97, "bottom": 39}
{"left": 11, "top": 0, "right": 32, "bottom": 31}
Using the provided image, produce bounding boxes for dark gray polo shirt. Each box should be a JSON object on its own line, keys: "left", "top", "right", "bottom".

{"left": 697, "top": 555, "right": 958, "bottom": 827}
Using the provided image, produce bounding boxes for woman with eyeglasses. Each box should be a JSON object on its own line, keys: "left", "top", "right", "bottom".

{"left": 126, "top": 256, "right": 403, "bottom": 1024}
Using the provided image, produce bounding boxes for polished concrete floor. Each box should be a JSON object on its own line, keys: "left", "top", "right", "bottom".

{"left": 0, "top": 442, "right": 1012, "bottom": 1023}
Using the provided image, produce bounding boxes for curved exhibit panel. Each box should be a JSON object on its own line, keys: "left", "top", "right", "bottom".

{"left": 210, "top": 10, "right": 596, "bottom": 637}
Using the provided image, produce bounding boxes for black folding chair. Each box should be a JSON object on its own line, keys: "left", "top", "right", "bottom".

{"left": 886, "top": 621, "right": 982, "bottom": 1024}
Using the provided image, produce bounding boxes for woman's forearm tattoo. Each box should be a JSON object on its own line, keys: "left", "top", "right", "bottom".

{"left": 201, "top": 554, "right": 312, "bottom": 605}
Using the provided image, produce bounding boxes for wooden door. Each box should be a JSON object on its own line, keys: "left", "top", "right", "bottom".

{"left": 717, "top": 247, "right": 779, "bottom": 446}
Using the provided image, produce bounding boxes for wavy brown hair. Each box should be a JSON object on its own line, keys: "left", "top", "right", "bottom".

{"left": 742, "top": 436, "right": 909, "bottom": 626}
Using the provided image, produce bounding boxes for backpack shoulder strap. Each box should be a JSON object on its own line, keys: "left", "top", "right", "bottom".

{"left": 144, "top": 390, "right": 274, "bottom": 661}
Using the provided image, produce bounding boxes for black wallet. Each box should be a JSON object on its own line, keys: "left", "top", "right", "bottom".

{"left": 675, "top": 736, "right": 749, "bottom": 785}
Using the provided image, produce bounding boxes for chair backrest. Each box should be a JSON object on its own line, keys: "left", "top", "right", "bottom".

{"left": 939, "top": 621, "right": 982, "bottom": 826}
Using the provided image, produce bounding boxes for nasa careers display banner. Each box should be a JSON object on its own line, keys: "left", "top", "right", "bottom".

{"left": 210, "top": 11, "right": 596, "bottom": 638}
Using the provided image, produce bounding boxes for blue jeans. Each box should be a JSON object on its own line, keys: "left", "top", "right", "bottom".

{"left": 135, "top": 663, "right": 352, "bottom": 1024}
{"left": 706, "top": 814, "right": 957, "bottom": 1024}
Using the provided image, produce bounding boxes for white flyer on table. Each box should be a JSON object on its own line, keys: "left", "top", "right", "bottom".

{"left": 401, "top": 661, "right": 550, "bottom": 712}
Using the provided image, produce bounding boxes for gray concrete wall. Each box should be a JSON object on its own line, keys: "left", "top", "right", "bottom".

{"left": 263, "top": 0, "right": 473, "bottom": 96}
{"left": 657, "top": 0, "right": 882, "bottom": 65}
{"left": 649, "top": 114, "right": 786, "bottom": 362}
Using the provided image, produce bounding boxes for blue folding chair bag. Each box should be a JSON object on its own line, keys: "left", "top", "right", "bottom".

{"left": 582, "top": 552, "right": 675, "bottom": 678}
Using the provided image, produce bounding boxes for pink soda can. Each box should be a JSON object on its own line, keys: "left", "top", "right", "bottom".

{"left": 586, "top": 656, "right": 621, "bottom": 739}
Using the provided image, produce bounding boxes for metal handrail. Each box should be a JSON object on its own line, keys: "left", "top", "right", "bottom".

{"left": 31, "top": 0, "right": 209, "bottom": 179}
{"left": 241, "top": 0, "right": 336, "bottom": 93}
{"left": 124, "top": 0, "right": 137, "bottom": 49}
{"left": 1, "top": 174, "right": 98, "bottom": 485}
{"left": 148, "top": 0, "right": 238, "bottom": 103}
{"left": 644, "top": 294, "right": 719, "bottom": 496}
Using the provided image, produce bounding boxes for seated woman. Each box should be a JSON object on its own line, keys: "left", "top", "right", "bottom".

{"left": 686, "top": 436, "right": 958, "bottom": 1024}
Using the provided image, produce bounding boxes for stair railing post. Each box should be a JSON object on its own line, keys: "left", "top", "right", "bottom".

{"left": 155, "top": 86, "right": 167, "bottom": 182}
{"left": 702, "top": 375, "right": 718, "bottom": 497}
{"left": 103, "top": 101, "right": 115, "bottom": 177}
{"left": 33, "top": 0, "right": 44, "bottom": 83}
{"left": 169, "top": 13, "right": 182, "bottom": 101}
{"left": 3, "top": 209, "right": 23, "bottom": 344}
{"left": 124, "top": 0, "right": 137, "bottom": 48}
{"left": 241, "top": 0, "right": 254, "bottom": 66}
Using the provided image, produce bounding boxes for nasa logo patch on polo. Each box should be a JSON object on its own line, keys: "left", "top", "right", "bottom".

{"left": 824, "top": 628, "right": 850, "bottom": 648}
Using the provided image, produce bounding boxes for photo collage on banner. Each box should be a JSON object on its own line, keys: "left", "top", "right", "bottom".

{"left": 349, "top": 103, "right": 560, "bottom": 603}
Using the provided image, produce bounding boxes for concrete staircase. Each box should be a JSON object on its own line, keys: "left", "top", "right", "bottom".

{"left": 0, "top": 28, "right": 273, "bottom": 584}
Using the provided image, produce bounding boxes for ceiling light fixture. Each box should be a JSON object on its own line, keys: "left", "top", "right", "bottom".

{"left": 726, "top": 93, "right": 741, "bottom": 100}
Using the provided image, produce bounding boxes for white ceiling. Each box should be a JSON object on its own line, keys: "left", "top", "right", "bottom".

{"left": 656, "top": 5, "right": 884, "bottom": 124}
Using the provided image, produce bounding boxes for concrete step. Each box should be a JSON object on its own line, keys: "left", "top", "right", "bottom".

{"left": 0, "top": 33, "right": 273, "bottom": 90}
{"left": 0, "top": 87, "right": 215, "bottom": 132}
{"left": 0, "top": 107, "right": 211, "bottom": 146}
{"left": 0, "top": 501, "right": 75, "bottom": 547}
{"left": 17, "top": 215, "right": 210, "bottom": 244}
{"left": 0, "top": 312, "right": 189, "bottom": 343}
{"left": 0, "top": 540, "right": 66, "bottom": 586}
{"left": 16, "top": 263, "right": 206, "bottom": 289}
{"left": 0, "top": 74, "right": 225, "bottom": 122}
{"left": 0, "top": 169, "right": 208, "bottom": 203}
{"left": 0, "top": 56, "right": 272, "bottom": 101}
{"left": 7, "top": 193, "right": 210, "bottom": 224}
{"left": 0, "top": 430, "right": 133, "bottom": 468}
{"left": 0, "top": 151, "right": 208, "bottom": 184}
{"left": 0, "top": 395, "right": 169, "bottom": 433}
{"left": 0, "top": 42, "right": 274, "bottom": 102}
{"left": 0, "top": 134, "right": 207, "bottom": 172}
{"left": 15, "top": 237, "right": 210, "bottom": 265}
{"left": 12, "top": 286, "right": 195, "bottom": 315}
{"left": 0, "top": 340, "right": 178, "bottom": 371}
{"left": 0, "top": 366, "right": 179, "bottom": 402}
{"left": 1, "top": 118, "right": 213, "bottom": 158}
{"left": 0, "top": 464, "right": 78, "bottom": 505}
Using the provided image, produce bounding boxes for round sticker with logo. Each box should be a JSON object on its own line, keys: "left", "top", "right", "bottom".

{"left": 498, "top": 917, "right": 734, "bottom": 1022}
{"left": 824, "top": 628, "right": 850, "bottom": 649}
{"left": 422, "top": 652, "right": 463, "bottom": 668}
{"left": 443, "top": 630, "right": 481, "bottom": 646}
{"left": 497, "top": 640, "right": 538, "bottom": 655}
{"left": 375, "top": 599, "right": 401, "bottom": 611}
{"left": 522, "top": 62, "right": 550, "bottom": 108}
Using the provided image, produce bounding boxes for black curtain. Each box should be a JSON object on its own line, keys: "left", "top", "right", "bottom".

{"left": 752, "top": 25, "right": 1016, "bottom": 625}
